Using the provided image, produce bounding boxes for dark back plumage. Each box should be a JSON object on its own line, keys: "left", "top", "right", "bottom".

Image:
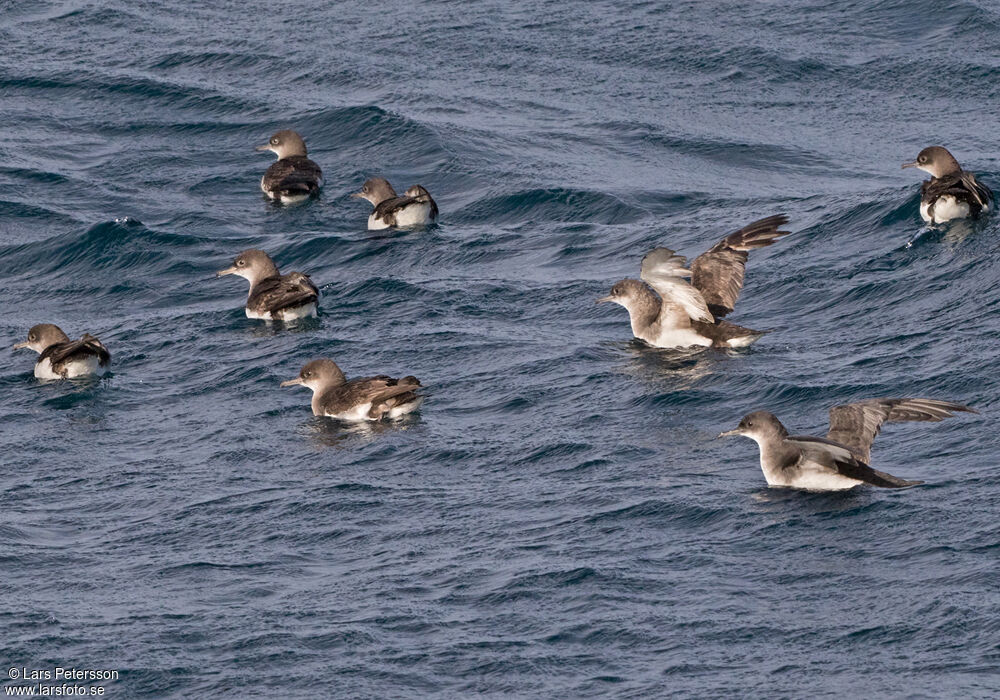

{"left": 921, "top": 172, "right": 994, "bottom": 220}
{"left": 262, "top": 156, "right": 323, "bottom": 198}
{"left": 39, "top": 335, "right": 111, "bottom": 377}
{"left": 318, "top": 375, "right": 422, "bottom": 419}
{"left": 248, "top": 272, "right": 319, "bottom": 316}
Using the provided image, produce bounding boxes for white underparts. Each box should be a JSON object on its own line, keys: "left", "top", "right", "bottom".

{"left": 245, "top": 302, "right": 318, "bottom": 321}
{"left": 921, "top": 195, "right": 971, "bottom": 224}
{"left": 34, "top": 355, "right": 106, "bottom": 380}
{"left": 368, "top": 201, "right": 433, "bottom": 230}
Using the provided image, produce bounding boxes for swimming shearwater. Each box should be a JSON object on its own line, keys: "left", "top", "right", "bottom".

{"left": 217, "top": 249, "right": 319, "bottom": 321}
{"left": 598, "top": 215, "right": 790, "bottom": 348}
{"left": 13, "top": 324, "right": 111, "bottom": 379}
{"left": 280, "top": 358, "right": 423, "bottom": 420}
{"left": 256, "top": 130, "right": 323, "bottom": 204}
{"left": 902, "top": 146, "right": 993, "bottom": 224}
{"left": 718, "top": 398, "right": 976, "bottom": 490}
{"left": 351, "top": 178, "right": 438, "bottom": 230}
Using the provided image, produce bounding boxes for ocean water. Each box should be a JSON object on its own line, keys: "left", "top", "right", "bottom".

{"left": 2, "top": 0, "right": 999, "bottom": 697}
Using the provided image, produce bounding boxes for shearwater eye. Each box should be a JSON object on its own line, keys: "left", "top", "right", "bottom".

{"left": 304, "top": 371, "right": 312, "bottom": 377}
{"left": 237, "top": 259, "right": 246, "bottom": 266}
{"left": 919, "top": 155, "right": 927, "bottom": 163}
{"left": 271, "top": 137, "right": 279, "bottom": 145}
{"left": 28, "top": 334, "right": 35, "bottom": 341}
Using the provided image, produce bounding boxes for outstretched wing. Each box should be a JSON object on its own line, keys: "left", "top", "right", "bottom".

{"left": 690, "top": 215, "right": 790, "bottom": 319}
{"left": 639, "top": 248, "right": 714, "bottom": 323}
{"left": 826, "top": 398, "right": 976, "bottom": 463}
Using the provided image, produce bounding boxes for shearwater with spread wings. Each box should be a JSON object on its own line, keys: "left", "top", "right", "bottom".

{"left": 718, "top": 398, "right": 976, "bottom": 490}
{"left": 598, "top": 215, "right": 790, "bottom": 348}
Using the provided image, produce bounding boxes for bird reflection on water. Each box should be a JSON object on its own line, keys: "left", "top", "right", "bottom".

{"left": 299, "top": 414, "right": 422, "bottom": 450}
{"left": 617, "top": 340, "right": 724, "bottom": 391}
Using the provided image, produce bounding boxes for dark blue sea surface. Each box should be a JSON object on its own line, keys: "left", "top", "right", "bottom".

{"left": 2, "top": 1, "right": 999, "bottom": 697}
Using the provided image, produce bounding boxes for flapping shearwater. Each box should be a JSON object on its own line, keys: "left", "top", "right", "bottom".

{"left": 902, "top": 146, "right": 993, "bottom": 224}
{"left": 351, "top": 178, "right": 438, "bottom": 230}
{"left": 14, "top": 324, "right": 110, "bottom": 379}
{"left": 280, "top": 358, "right": 423, "bottom": 420}
{"left": 598, "top": 215, "right": 790, "bottom": 348}
{"left": 217, "top": 249, "right": 319, "bottom": 321}
{"left": 718, "top": 398, "right": 976, "bottom": 490}
{"left": 256, "top": 130, "right": 323, "bottom": 204}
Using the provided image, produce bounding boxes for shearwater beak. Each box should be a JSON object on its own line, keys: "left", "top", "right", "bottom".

{"left": 901, "top": 161, "right": 918, "bottom": 170}
{"left": 255, "top": 144, "right": 271, "bottom": 152}
{"left": 216, "top": 266, "right": 238, "bottom": 277}
{"left": 280, "top": 378, "right": 304, "bottom": 388}
{"left": 349, "top": 192, "right": 364, "bottom": 199}
{"left": 12, "top": 341, "right": 29, "bottom": 350}
{"left": 596, "top": 295, "right": 615, "bottom": 304}
{"left": 716, "top": 428, "right": 742, "bottom": 439}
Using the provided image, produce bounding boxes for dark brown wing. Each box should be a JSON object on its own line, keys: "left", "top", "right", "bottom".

{"left": 372, "top": 195, "right": 420, "bottom": 227}
{"left": 923, "top": 173, "right": 994, "bottom": 218}
{"left": 41, "top": 335, "right": 111, "bottom": 371}
{"left": 320, "top": 376, "right": 421, "bottom": 416}
{"left": 959, "top": 172, "right": 994, "bottom": 215}
{"left": 263, "top": 156, "right": 322, "bottom": 196}
{"left": 689, "top": 319, "right": 767, "bottom": 347}
{"left": 424, "top": 194, "right": 439, "bottom": 220}
{"left": 690, "top": 214, "right": 790, "bottom": 319}
{"left": 248, "top": 273, "right": 319, "bottom": 315}
{"left": 826, "top": 398, "right": 976, "bottom": 463}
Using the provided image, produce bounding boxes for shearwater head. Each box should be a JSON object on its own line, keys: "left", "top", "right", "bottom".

{"left": 217, "top": 249, "right": 280, "bottom": 286}
{"left": 256, "top": 130, "right": 308, "bottom": 159}
{"left": 351, "top": 177, "right": 397, "bottom": 206}
{"left": 280, "top": 358, "right": 347, "bottom": 393}
{"left": 13, "top": 324, "right": 71, "bottom": 354}
{"left": 902, "top": 146, "right": 962, "bottom": 179}
{"left": 717, "top": 410, "right": 789, "bottom": 446}
{"left": 597, "top": 278, "right": 661, "bottom": 330}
